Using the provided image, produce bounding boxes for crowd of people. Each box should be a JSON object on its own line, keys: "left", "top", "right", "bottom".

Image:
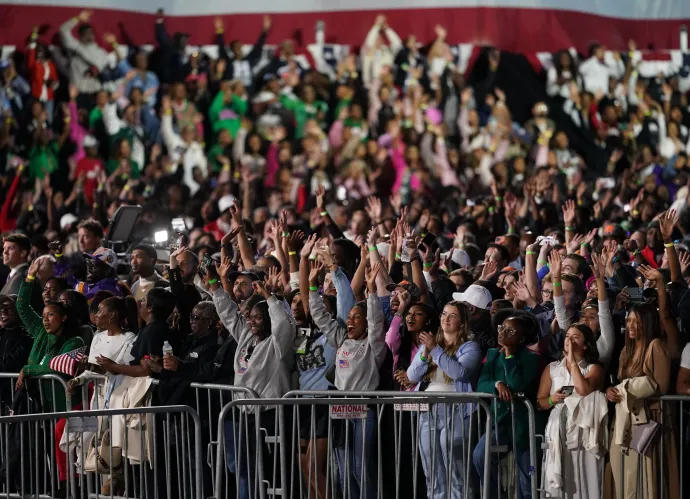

{"left": 1, "top": 6, "right": 690, "bottom": 499}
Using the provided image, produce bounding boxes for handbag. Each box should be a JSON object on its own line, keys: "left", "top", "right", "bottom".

{"left": 83, "top": 429, "right": 123, "bottom": 474}
{"left": 630, "top": 417, "right": 662, "bottom": 456}
{"left": 630, "top": 342, "right": 663, "bottom": 456}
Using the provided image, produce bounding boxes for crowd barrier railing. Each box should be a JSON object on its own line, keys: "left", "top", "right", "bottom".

{"left": 213, "top": 391, "right": 509, "bottom": 499}
{"left": 79, "top": 375, "right": 258, "bottom": 498}
{"left": 0, "top": 372, "right": 72, "bottom": 414}
{"left": 0, "top": 405, "right": 204, "bottom": 499}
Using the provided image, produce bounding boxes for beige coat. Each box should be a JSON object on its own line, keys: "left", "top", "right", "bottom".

{"left": 607, "top": 339, "right": 679, "bottom": 499}
{"left": 108, "top": 376, "right": 154, "bottom": 465}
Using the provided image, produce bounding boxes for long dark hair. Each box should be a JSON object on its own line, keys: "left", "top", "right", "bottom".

{"left": 397, "top": 302, "right": 439, "bottom": 372}
{"left": 564, "top": 322, "right": 600, "bottom": 366}
{"left": 619, "top": 302, "right": 661, "bottom": 380}
{"left": 245, "top": 295, "right": 272, "bottom": 341}
{"left": 102, "top": 296, "right": 139, "bottom": 334}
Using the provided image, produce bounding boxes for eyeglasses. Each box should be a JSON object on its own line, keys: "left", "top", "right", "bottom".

{"left": 541, "top": 289, "right": 553, "bottom": 298}
{"left": 497, "top": 324, "right": 518, "bottom": 336}
{"left": 190, "top": 314, "right": 211, "bottom": 323}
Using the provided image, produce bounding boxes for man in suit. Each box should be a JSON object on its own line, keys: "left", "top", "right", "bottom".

{"left": 1, "top": 233, "right": 31, "bottom": 296}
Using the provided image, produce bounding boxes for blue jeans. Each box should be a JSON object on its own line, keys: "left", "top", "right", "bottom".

{"left": 334, "top": 409, "right": 377, "bottom": 499}
{"left": 419, "top": 405, "right": 471, "bottom": 499}
{"left": 224, "top": 410, "right": 275, "bottom": 499}
{"left": 473, "top": 420, "right": 533, "bottom": 499}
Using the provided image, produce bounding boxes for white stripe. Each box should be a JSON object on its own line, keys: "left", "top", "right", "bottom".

{"left": 3, "top": 0, "right": 690, "bottom": 19}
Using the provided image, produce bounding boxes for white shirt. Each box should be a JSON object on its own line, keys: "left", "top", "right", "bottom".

{"left": 681, "top": 343, "right": 690, "bottom": 370}
{"left": 579, "top": 56, "right": 625, "bottom": 95}
{"left": 86, "top": 330, "right": 136, "bottom": 366}
{"left": 8, "top": 262, "right": 27, "bottom": 279}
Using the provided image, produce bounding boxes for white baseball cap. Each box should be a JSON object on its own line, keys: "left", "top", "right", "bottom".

{"left": 217, "top": 195, "right": 236, "bottom": 214}
{"left": 443, "top": 249, "right": 471, "bottom": 268}
{"left": 452, "top": 284, "right": 492, "bottom": 310}
{"left": 60, "top": 213, "right": 79, "bottom": 230}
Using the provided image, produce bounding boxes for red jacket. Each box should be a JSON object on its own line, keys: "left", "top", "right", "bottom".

{"left": 26, "top": 45, "right": 58, "bottom": 102}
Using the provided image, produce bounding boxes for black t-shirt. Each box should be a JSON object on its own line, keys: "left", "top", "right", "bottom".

{"left": 129, "top": 320, "right": 179, "bottom": 365}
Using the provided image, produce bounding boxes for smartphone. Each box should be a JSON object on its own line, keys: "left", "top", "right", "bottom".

{"left": 418, "top": 232, "right": 437, "bottom": 250}
{"left": 559, "top": 386, "right": 574, "bottom": 396}
{"left": 537, "top": 235, "right": 556, "bottom": 247}
{"left": 627, "top": 287, "right": 644, "bottom": 304}
{"left": 199, "top": 254, "right": 214, "bottom": 276}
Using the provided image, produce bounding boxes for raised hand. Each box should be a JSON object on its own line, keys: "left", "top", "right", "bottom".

{"left": 547, "top": 251, "right": 562, "bottom": 277}
{"left": 309, "top": 260, "right": 325, "bottom": 284}
{"left": 590, "top": 252, "right": 606, "bottom": 279}
{"left": 365, "top": 196, "right": 382, "bottom": 224}
{"left": 481, "top": 260, "right": 499, "bottom": 280}
{"left": 215, "top": 256, "right": 233, "bottom": 279}
{"left": 680, "top": 251, "right": 690, "bottom": 275}
{"left": 562, "top": 199, "right": 576, "bottom": 226}
{"left": 658, "top": 209, "right": 677, "bottom": 242}
{"left": 366, "top": 261, "right": 382, "bottom": 291}
{"left": 264, "top": 266, "right": 282, "bottom": 294}
{"left": 315, "top": 184, "right": 326, "bottom": 210}
{"left": 252, "top": 280, "right": 271, "bottom": 299}
{"left": 397, "top": 290, "right": 412, "bottom": 312}
{"left": 301, "top": 234, "right": 318, "bottom": 259}
{"left": 638, "top": 264, "right": 663, "bottom": 284}
{"left": 510, "top": 280, "right": 532, "bottom": 303}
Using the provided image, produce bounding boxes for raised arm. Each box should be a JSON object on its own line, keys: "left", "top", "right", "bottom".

{"left": 365, "top": 267, "right": 387, "bottom": 368}
{"left": 16, "top": 272, "right": 43, "bottom": 337}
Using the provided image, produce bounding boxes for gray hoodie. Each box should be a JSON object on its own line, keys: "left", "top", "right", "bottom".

{"left": 309, "top": 292, "right": 386, "bottom": 391}
{"left": 60, "top": 18, "right": 109, "bottom": 94}
{"left": 213, "top": 288, "right": 295, "bottom": 404}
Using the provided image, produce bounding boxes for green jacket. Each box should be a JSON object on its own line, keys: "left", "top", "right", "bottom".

{"left": 477, "top": 347, "right": 543, "bottom": 450}
{"left": 28, "top": 142, "right": 60, "bottom": 181}
{"left": 17, "top": 280, "right": 84, "bottom": 411}
{"left": 209, "top": 92, "right": 247, "bottom": 139}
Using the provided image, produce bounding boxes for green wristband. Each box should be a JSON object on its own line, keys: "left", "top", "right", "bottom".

{"left": 423, "top": 262, "right": 433, "bottom": 268}
{"left": 369, "top": 246, "right": 377, "bottom": 253}
{"left": 309, "top": 286, "right": 318, "bottom": 292}
{"left": 548, "top": 395, "right": 554, "bottom": 406}
{"left": 208, "top": 278, "right": 218, "bottom": 285}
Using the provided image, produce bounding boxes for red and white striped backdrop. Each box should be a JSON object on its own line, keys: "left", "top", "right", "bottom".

{"left": 0, "top": 1, "right": 689, "bottom": 53}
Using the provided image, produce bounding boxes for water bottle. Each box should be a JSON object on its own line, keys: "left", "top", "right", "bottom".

{"left": 162, "top": 341, "right": 173, "bottom": 358}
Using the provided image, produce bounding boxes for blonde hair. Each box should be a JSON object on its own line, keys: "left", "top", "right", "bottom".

{"left": 424, "top": 301, "right": 471, "bottom": 384}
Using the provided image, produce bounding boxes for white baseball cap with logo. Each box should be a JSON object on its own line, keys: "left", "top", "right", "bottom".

{"left": 452, "top": 284, "right": 492, "bottom": 310}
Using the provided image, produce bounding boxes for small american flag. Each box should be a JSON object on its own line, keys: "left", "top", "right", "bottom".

{"left": 49, "top": 346, "right": 88, "bottom": 377}
{"left": 338, "top": 359, "right": 349, "bottom": 369}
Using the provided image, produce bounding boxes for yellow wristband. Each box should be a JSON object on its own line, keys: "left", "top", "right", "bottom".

{"left": 664, "top": 243, "right": 674, "bottom": 248}
{"left": 288, "top": 251, "right": 297, "bottom": 256}
{"left": 27, "top": 275, "right": 35, "bottom": 281}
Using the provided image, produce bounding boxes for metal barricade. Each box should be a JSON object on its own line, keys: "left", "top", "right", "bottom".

{"left": 606, "top": 395, "right": 688, "bottom": 499}
{"left": 212, "top": 392, "right": 497, "bottom": 499}
{"left": 0, "top": 405, "right": 204, "bottom": 499}
{"left": 0, "top": 373, "right": 72, "bottom": 414}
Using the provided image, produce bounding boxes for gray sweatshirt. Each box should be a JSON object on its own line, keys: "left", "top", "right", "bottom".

{"left": 60, "top": 18, "right": 109, "bottom": 94}
{"left": 213, "top": 288, "right": 295, "bottom": 403}
{"left": 309, "top": 292, "right": 386, "bottom": 391}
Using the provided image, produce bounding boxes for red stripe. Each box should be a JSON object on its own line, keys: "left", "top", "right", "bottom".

{"left": 0, "top": 5, "right": 688, "bottom": 53}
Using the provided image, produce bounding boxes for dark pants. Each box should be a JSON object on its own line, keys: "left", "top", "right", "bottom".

{"left": 473, "top": 420, "right": 533, "bottom": 499}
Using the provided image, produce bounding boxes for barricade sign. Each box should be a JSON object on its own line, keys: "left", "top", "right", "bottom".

{"left": 66, "top": 415, "right": 98, "bottom": 433}
{"left": 329, "top": 403, "right": 368, "bottom": 419}
{"left": 393, "top": 402, "right": 429, "bottom": 412}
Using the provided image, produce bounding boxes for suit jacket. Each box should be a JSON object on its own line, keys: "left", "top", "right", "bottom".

{"left": 1, "top": 263, "right": 28, "bottom": 296}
